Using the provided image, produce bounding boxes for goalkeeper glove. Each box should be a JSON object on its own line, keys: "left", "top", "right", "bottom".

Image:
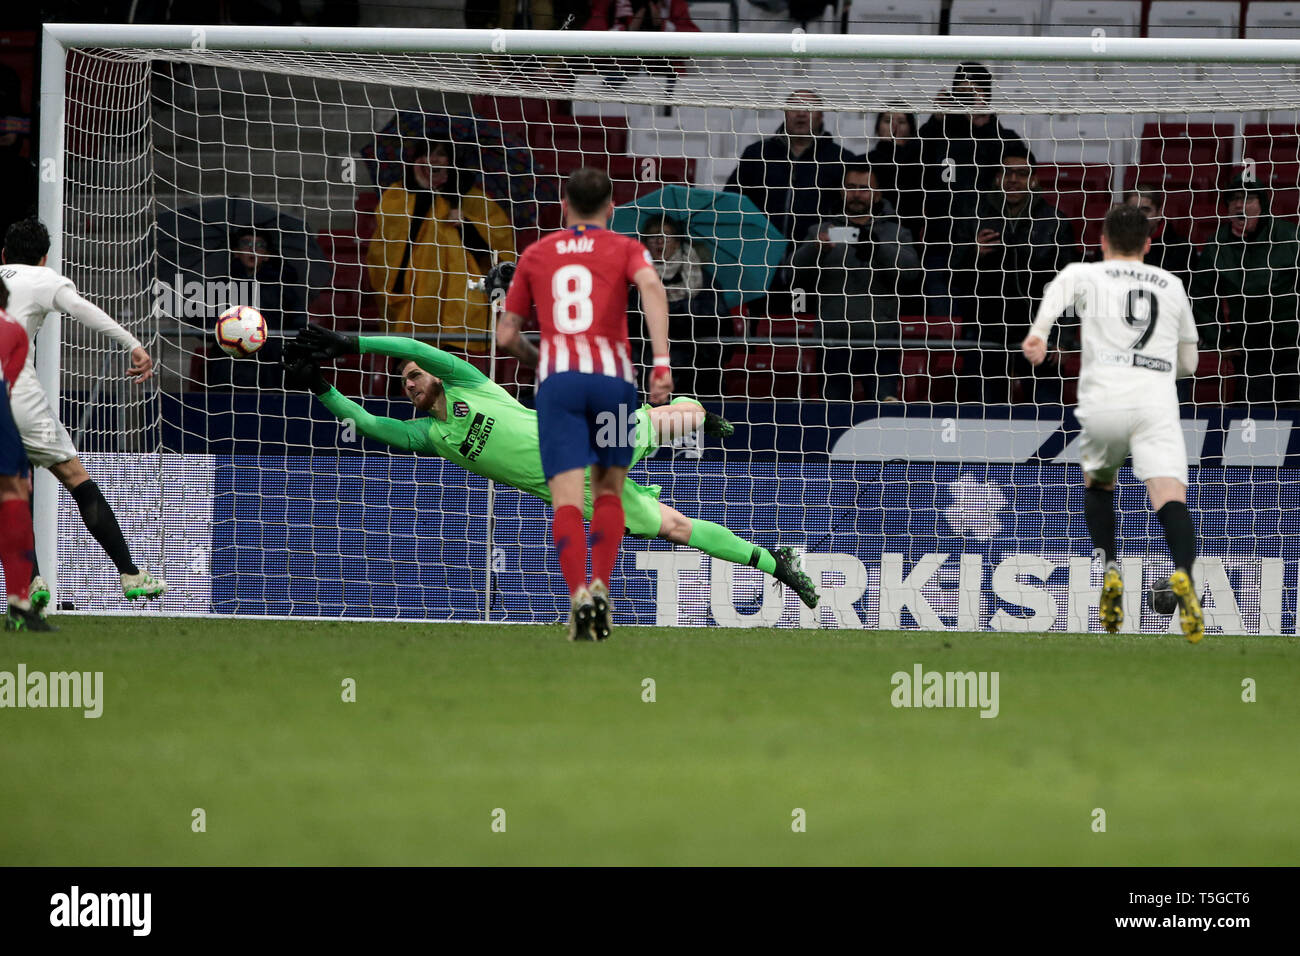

{"left": 294, "top": 322, "right": 359, "bottom": 361}
{"left": 282, "top": 356, "right": 331, "bottom": 396}
{"left": 484, "top": 260, "right": 517, "bottom": 303}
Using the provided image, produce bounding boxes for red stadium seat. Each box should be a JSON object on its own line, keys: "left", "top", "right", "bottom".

{"left": 471, "top": 94, "right": 572, "bottom": 125}
{"left": 1255, "top": 161, "right": 1300, "bottom": 222}
{"left": 1123, "top": 164, "right": 1222, "bottom": 245}
{"left": 354, "top": 190, "right": 379, "bottom": 244}
{"left": 1033, "top": 163, "right": 1114, "bottom": 252}
{"left": 1193, "top": 351, "right": 1236, "bottom": 404}
{"left": 898, "top": 314, "right": 961, "bottom": 341}
{"left": 1138, "top": 123, "right": 1235, "bottom": 186}
{"left": 723, "top": 345, "right": 817, "bottom": 399}
{"left": 1060, "top": 350, "right": 1082, "bottom": 406}
{"left": 900, "top": 348, "right": 963, "bottom": 402}
{"left": 311, "top": 231, "right": 381, "bottom": 330}
{"left": 751, "top": 314, "right": 818, "bottom": 339}
{"left": 1242, "top": 123, "right": 1300, "bottom": 165}
{"left": 536, "top": 152, "right": 696, "bottom": 205}
{"left": 532, "top": 117, "right": 629, "bottom": 157}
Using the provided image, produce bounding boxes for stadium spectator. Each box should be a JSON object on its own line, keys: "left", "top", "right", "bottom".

{"left": 632, "top": 215, "right": 729, "bottom": 398}
{"left": 585, "top": 0, "right": 699, "bottom": 31}
{"left": 228, "top": 229, "right": 308, "bottom": 334}
{"left": 205, "top": 228, "right": 309, "bottom": 390}
{"left": 1189, "top": 174, "right": 1300, "bottom": 406}
{"left": 918, "top": 63, "right": 1028, "bottom": 309}
{"left": 866, "top": 108, "right": 924, "bottom": 246}
{"left": 725, "top": 89, "right": 855, "bottom": 244}
{"left": 952, "top": 142, "right": 1078, "bottom": 403}
{"left": 366, "top": 137, "right": 515, "bottom": 355}
{"left": 792, "top": 163, "right": 922, "bottom": 403}
{"left": 1123, "top": 185, "right": 1195, "bottom": 289}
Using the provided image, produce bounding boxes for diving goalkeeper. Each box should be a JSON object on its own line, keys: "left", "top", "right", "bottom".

{"left": 283, "top": 325, "right": 819, "bottom": 627}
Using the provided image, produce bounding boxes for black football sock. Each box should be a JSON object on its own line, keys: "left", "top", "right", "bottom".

{"left": 70, "top": 480, "right": 139, "bottom": 576}
{"left": 1084, "top": 486, "right": 1117, "bottom": 566}
{"left": 1157, "top": 500, "right": 1197, "bottom": 582}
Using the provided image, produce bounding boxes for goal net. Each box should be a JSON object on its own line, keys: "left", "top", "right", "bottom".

{"left": 34, "top": 26, "right": 1300, "bottom": 634}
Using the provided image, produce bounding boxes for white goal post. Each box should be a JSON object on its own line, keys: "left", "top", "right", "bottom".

{"left": 31, "top": 23, "right": 1300, "bottom": 632}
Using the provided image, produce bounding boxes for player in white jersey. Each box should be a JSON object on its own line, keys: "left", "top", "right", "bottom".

{"left": 0, "top": 218, "right": 167, "bottom": 613}
{"left": 1022, "top": 204, "right": 1204, "bottom": 642}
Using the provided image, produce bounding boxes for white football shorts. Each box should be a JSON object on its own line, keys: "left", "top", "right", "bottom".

{"left": 1075, "top": 403, "right": 1188, "bottom": 486}
{"left": 10, "top": 364, "right": 78, "bottom": 468}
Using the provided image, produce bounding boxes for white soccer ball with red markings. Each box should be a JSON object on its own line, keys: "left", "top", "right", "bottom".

{"left": 215, "top": 305, "right": 268, "bottom": 357}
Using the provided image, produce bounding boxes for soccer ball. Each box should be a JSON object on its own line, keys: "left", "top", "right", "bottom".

{"left": 1150, "top": 577, "right": 1178, "bottom": 615}
{"left": 215, "top": 305, "right": 268, "bottom": 357}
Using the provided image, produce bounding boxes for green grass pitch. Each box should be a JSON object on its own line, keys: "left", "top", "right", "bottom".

{"left": 1, "top": 616, "right": 1296, "bottom": 865}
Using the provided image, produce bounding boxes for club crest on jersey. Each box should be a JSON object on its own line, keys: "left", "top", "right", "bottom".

{"left": 453, "top": 401, "right": 470, "bottom": 418}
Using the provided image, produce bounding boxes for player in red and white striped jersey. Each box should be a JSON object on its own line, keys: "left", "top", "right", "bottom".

{"left": 0, "top": 281, "right": 50, "bottom": 631}
{"left": 499, "top": 167, "right": 673, "bottom": 640}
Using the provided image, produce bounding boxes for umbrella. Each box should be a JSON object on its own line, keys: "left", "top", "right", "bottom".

{"left": 359, "top": 112, "right": 559, "bottom": 229}
{"left": 156, "top": 197, "right": 331, "bottom": 294}
{"left": 608, "top": 185, "right": 788, "bottom": 308}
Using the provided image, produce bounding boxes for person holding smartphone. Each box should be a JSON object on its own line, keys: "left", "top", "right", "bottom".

{"left": 792, "top": 163, "right": 922, "bottom": 403}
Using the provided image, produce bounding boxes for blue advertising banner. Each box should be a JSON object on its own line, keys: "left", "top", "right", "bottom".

{"left": 207, "top": 456, "right": 1299, "bottom": 635}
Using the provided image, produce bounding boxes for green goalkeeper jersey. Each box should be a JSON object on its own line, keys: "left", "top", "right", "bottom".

{"left": 315, "top": 336, "right": 665, "bottom": 535}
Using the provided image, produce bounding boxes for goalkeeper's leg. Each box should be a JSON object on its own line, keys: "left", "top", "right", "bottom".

{"left": 655, "top": 504, "right": 819, "bottom": 609}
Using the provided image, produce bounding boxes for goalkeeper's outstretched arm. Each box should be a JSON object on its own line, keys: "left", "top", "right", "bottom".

{"left": 290, "top": 323, "right": 489, "bottom": 388}
{"left": 283, "top": 357, "right": 435, "bottom": 453}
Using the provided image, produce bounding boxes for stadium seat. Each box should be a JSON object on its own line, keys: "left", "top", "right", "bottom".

{"left": 1145, "top": 1, "right": 1241, "bottom": 38}
{"left": 472, "top": 95, "right": 571, "bottom": 125}
{"left": 846, "top": 0, "right": 942, "bottom": 34}
{"left": 1137, "top": 122, "right": 1235, "bottom": 187}
{"left": 900, "top": 348, "right": 963, "bottom": 403}
{"left": 1245, "top": 1, "right": 1300, "bottom": 37}
{"left": 1138, "top": 121, "right": 1235, "bottom": 167}
{"left": 1019, "top": 113, "right": 1137, "bottom": 165}
{"left": 1059, "top": 350, "right": 1082, "bottom": 406}
{"left": 534, "top": 117, "right": 629, "bottom": 157}
{"left": 1240, "top": 125, "right": 1300, "bottom": 221}
{"left": 570, "top": 74, "right": 665, "bottom": 125}
{"left": 898, "top": 315, "right": 961, "bottom": 341}
{"left": 948, "top": 0, "right": 1042, "bottom": 36}
{"left": 1194, "top": 351, "right": 1236, "bottom": 404}
{"left": 1243, "top": 122, "right": 1300, "bottom": 164}
{"left": 1042, "top": 0, "right": 1142, "bottom": 36}
{"left": 1033, "top": 163, "right": 1115, "bottom": 251}
{"left": 354, "top": 190, "right": 379, "bottom": 244}
{"left": 751, "top": 314, "right": 818, "bottom": 339}
{"left": 312, "top": 231, "right": 379, "bottom": 331}
{"left": 723, "top": 345, "right": 818, "bottom": 399}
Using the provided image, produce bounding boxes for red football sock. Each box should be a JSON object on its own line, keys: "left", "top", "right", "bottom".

{"left": 552, "top": 504, "right": 588, "bottom": 596}
{"left": 589, "top": 493, "right": 625, "bottom": 587}
{"left": 0, "top": 498, "right": 34, "bottom": 603}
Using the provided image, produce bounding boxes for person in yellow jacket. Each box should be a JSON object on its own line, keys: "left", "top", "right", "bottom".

{"left": 366, "top": 139, "right": 516, "bottom": 354}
